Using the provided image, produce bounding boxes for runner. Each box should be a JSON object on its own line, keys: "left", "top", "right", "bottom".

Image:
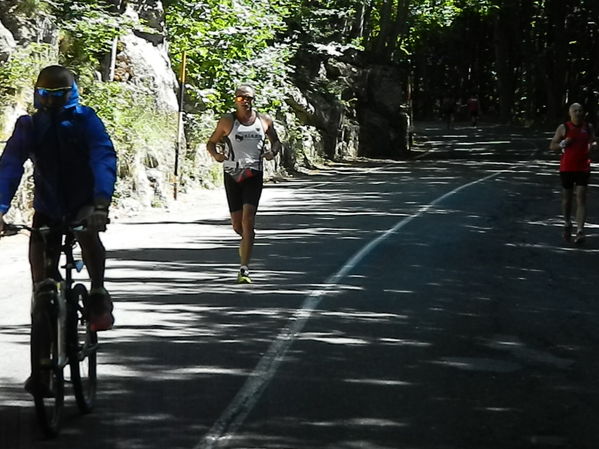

{"left": 440, "top": 96, "right": 456, "bottom": 130}
{"left": 549, "top": 103, "right": 597, "bottom": 244}
{"left": 467, "top": 94, "right": 480, "bottom": 127}
{"left": 206, "top": 85, "right": 282, "bottom": 283}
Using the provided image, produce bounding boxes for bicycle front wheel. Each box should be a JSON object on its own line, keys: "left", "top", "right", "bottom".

{"left": 30, "top": 297, "right": 65, "bottom": 438}
{"left": 68, "top": 283, "right": 97, "bottom": 413}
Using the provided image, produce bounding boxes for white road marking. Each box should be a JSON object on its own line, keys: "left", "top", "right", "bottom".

{"left": 195, "top": 169, "right": 505, "bottom": 449}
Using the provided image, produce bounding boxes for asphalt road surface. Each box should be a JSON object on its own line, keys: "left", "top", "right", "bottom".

{"left": 1, "top": 123, "right": 598, "bottom": 449}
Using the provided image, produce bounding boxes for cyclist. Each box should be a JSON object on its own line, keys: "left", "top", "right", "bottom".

{"left": 549, "top": 102, "right": 597, "bottom": 243}
{"left": 206, "top": 84, "right": 282, "bottom": 283}
{"left": 0, "top": 65, "right": 116, "bottom": 331}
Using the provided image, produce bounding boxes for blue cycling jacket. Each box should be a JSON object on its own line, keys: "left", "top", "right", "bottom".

{"left": 0, "top": 82, "right": 117, "bottom": 218}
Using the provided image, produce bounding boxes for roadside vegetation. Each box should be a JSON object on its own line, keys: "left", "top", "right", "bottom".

{"left": 0, "top": 0, "right": 597, "bottom": 214}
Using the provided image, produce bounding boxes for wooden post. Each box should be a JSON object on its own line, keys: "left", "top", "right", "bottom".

{"left": 108, "top": 38, "right": 118, "bottom": 82}
{"left": 174, "top": 51, "right": 187, "bottom": 200}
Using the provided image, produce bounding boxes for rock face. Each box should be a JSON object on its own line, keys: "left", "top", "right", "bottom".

{"left": 289, "top": 46, "right": 410, "bottom": 161}
{"left": 0, "top": 0, "right": 182, "bottom": 215}
{"left": 0, "top": 20, "right": 16, "bottom": 61}
{"left": 112, "top": 2, "right": 179, "bottom": 112}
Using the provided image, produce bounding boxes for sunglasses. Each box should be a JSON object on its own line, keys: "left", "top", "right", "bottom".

{"left": 235, "top": 95, "right": 254, "bottom": 102}
{"left": 36, "top": 87, "right": 72, "bottom": 98}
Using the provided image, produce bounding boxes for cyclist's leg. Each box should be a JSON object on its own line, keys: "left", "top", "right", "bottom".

{"left": 77, "top": 229, "right": 113, "bottom": 331}
{"left": 76, "top": 229, "right": 106, "bottom": 291}
{"left": 28, "top": 212, "right": 61, "bottom": 284}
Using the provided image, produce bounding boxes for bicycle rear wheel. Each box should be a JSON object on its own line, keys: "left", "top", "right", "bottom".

{"left": 30, "top": 294, "right": 64, "bottom": 438}
{"left": 68, "top": 283, "right": 97, "bottom": 413}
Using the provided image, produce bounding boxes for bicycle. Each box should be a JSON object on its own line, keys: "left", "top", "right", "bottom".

{"left": 0, "top": 223, "right": 98, "bottom": 437}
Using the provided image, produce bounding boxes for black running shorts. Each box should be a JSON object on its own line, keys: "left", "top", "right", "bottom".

{"left": 224, "top": 171, "right": 264, "bottom": 212}
{"left": 560, "top": 171, "right": 590, "bottom": 189}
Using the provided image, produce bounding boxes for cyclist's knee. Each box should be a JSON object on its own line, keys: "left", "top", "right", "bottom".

{"left": 76, "top": 230, "right": 104, "bottom": 251}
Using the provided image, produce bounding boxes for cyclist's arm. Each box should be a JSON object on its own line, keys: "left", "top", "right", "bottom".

{"left": 80, "top": 107, "right": 117, "bottom": 209}
{"left": 0, "top": 115, "right": 32, "bottom": 216}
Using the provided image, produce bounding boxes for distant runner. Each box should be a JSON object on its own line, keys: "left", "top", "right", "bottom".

{"left": 467, "top": 94, "right": 480, "bottom": 127}
{"left": 206, "top": 85, "right": 282, "bottom": 283}
{"left": 549, "top": 103, "right": 597, "bottom": 244}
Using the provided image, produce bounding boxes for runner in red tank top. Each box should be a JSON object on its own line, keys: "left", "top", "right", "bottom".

{"left": 550, "top": 103, "right": 597, "bottom": 244}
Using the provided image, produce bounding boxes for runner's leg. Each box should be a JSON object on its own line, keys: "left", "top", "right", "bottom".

{"left": 561, "top": 187, "right": 573, "bottom": 226}
{"left": 575, "top": 185, "right": 587, "bottom": 234}
{"left": 239, "top": 204, "right": 257, "bottom": 267}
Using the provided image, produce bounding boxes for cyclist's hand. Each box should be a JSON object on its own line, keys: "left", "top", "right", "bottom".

{"left": 263, "top": 150, "right": 275, "bottom": 161}
{"left": 87, "top": 209, "right": 109, "bottom": 232}
{"left": 213, "top": 153, "right": 226, "bottom": 163}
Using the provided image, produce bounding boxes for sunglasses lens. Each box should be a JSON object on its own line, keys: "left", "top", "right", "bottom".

{"left": 36, "top": 88, "right": 71, "bottom": 98}
{"left": 235, "top": 95, "right": 254, "bottom": 102}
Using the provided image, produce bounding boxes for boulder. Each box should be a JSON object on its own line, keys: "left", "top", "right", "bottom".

{"left": 118, "top": 32, "right": 179, "bottom": 113}
{"left": 0, "top": 20, "right": 16, "bottom": 61}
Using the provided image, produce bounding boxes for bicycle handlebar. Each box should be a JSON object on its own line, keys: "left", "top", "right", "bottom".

{"left": 0, "top": 223, "right": 88, "bottom": 238}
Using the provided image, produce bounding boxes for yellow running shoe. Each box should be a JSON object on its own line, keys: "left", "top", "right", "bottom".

{"left": 237, "top": 268, "right": 252, "bottom": 284}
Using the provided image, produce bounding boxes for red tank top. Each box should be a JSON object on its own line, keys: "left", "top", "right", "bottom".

{"left": 560, "top": 121, "right": 591, "bottom": 172}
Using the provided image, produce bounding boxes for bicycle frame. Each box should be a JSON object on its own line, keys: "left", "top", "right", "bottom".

{"left": 32, "top": 226, "right": 86, "bottom": 369}
{"left": 2, "top": 222, "right": 97, "bottom": 436}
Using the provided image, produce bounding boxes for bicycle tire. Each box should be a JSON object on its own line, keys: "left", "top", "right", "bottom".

{"left": 68, "top": 283, "right": 97, "bottom": 413}
{"left": 30, "top": 293, "right": 64, "bottom": 438}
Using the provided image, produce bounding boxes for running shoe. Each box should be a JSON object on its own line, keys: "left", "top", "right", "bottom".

{"left": 563, "top": 223, "right": 572, "bottom": 242}
{"left": 237, "top": 269, "right": 252, "bottom": 284}
{"left": 88, "top": 287, "right": 114, "bottom": 331}
{"left": 574, "top": 231, "right": 586, "bottom": 245}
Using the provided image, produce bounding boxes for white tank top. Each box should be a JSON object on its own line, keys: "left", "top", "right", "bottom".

{"left": 223, "top": 113, "right": 266, "bottom": 172}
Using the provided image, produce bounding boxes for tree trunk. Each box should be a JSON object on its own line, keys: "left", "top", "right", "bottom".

{"left": 493, "top": 16, "right": 514, "bottom": 122}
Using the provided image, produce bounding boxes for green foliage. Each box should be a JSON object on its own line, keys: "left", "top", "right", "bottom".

{"left": 0, "top": 43, "right": 57, "bottom": 129}
{"left": 52, "top": 1, "right": 135, "bottom": 76}
{"left": 12, "top": 0, "right": 53, "bottom": 15}
{"left": 81, "top": 82, "right": 177, "bottom": 184}
{"left": 165, "top": 0, "right": 294, "bottom": 114}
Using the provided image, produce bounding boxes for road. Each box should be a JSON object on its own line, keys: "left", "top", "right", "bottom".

{"left": 1, "top": 123, "right": 599, "bottom": 449}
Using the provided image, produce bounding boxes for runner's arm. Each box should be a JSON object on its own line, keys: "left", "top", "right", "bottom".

{"left": 589, "top": 124, "right": 597, "bottom": 150}
{"left": 549, "top": 124, "right": 567, "bottom": 152}
{"left": 207, "top": 116, "right": 232, "bottom": 163}
{"left": 262, "top": 115, "right": 282, "bottom": 160}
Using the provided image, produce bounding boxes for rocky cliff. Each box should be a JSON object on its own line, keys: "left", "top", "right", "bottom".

{"left": 0, "top": 0, "right": 183, "bottom": 219}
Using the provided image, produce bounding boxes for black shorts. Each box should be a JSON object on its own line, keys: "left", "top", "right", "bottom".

{"left": 224, "top": 171, "right": 263, "bottom": 212}
{"left": 560, "top": 171, "right": 590, "bottom": 189}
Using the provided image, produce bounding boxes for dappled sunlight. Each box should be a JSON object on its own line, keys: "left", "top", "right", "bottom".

{"left": 428, "top": 357, "right": 522, "bottom": 373}
{"left": 343, "top": 378, "right": 415, "bottom": 387}
{"left": 4, "top": 125, "right": 599, "bottom": 448}
{"left": 298, "top": 333, "right": 370, "bottom": 345}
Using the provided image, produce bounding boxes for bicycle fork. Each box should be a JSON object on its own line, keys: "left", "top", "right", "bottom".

{"left": 31, "top": 280, "right": 68, "bottom": 369}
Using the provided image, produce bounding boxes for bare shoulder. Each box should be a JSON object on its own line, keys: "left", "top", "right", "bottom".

{"left": 218, "top": 114, "right": 234, "bottom": 126}
{"left": 553, "top": 122, "right": 566, "bottom": 137}
{"left": 258, "top": 112, "right": 274, "bottom": 126}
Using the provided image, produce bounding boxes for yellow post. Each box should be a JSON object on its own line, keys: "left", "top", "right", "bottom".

{"left": 174, "top": 51, "right": 187, "bottom": 200}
